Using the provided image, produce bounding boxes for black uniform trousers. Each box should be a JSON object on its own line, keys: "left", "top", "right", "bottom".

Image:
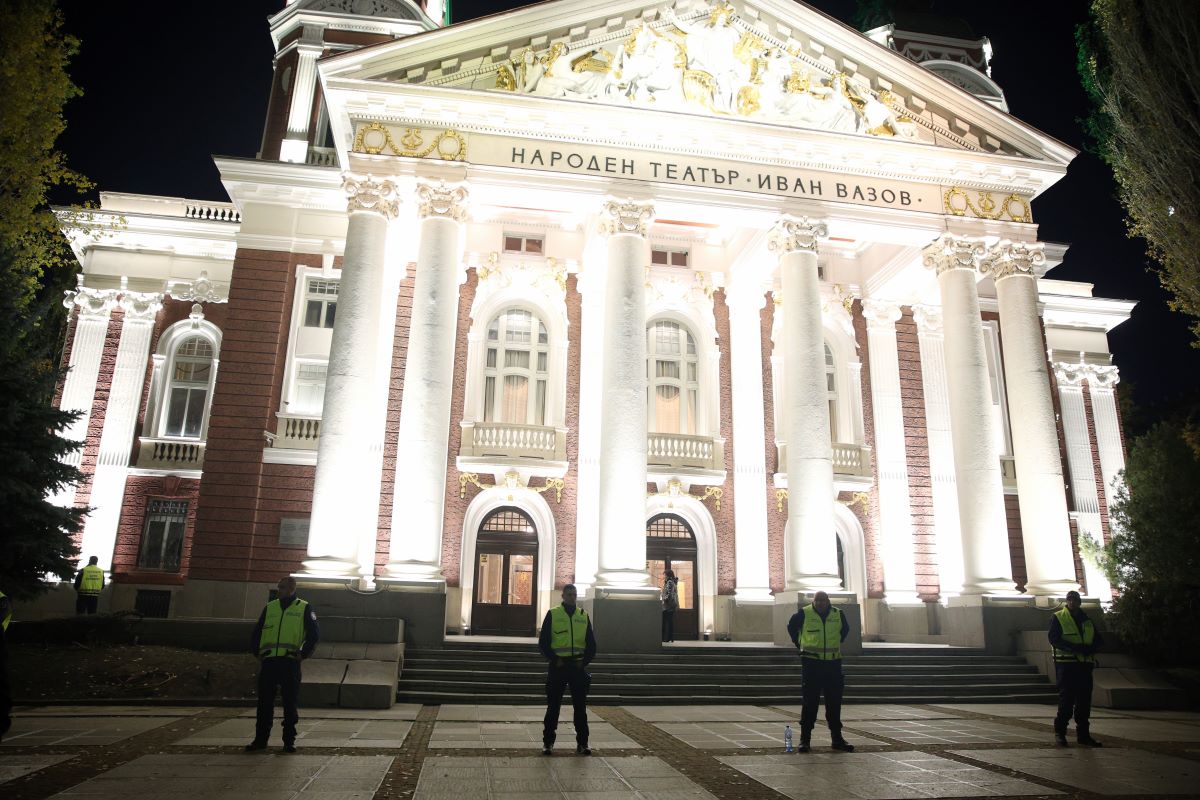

{"left": 662, "top": 609, "right": 675, "bottom": 642}
{"left": 799, "top": 657, "right": 845, "bottom": 740}
{"left": 1054, "top": 662, "right": 1094, "bottom": 737}
{"left": 75, "top": 595, "right": 98, "bottom": 615}
{"left": 255, "top": 656, "right": 302, "bottom": 745}
{"left": 543, "top": 661, "right": 589, "bottom": 747}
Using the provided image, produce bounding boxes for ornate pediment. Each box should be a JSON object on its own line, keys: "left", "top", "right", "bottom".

{"left": 294, "top": 0, "right": 424, "bottom": 22}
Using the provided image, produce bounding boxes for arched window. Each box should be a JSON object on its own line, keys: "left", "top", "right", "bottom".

{"left": 483, "top": 308, "right": 549, "bottom": 425}
{"left": 824, "top": 342, "right": 837, "bottom": 438}
{"left": 163, "top": 336, "right": 214, "bottom": 439}
{"left": 647, "top": 319, "right": 699, "bottom": 434}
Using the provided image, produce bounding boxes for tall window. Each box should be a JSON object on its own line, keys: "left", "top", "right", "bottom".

{"left": 165, "top": 337, "right": 214, "bottom": 438}
{"left": 303, "top": 278, "right": 338, "bottom": 328}
{"left": 483, "top": 308, "right": 549, "bottom": 425}
{"left": 138, "top": 499, "right": 188, "bottom": 571}
{"left": 824, "top": 342, "right": 837, "bottom": 438}
{"left": 647, "top": 319, "right": 699, "bottom": 435}
{"left": 290, "top": 362, "right": 327, "bottom": 415}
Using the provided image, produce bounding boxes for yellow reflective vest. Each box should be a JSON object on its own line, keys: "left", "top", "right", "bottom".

{"left": 549, "top": 605, "right": 589, "bottom": 659}
{"left": 0, "top": 589, "right": 10, "bottom": 632}
{"left": 79, "top": 564, "right": 104, "bottom": 596}
{"left": 797, "top": 605, "right": 844, "bottom": 661}
{"left": 1052, "top": 607, "right": 1096, "bottom": 664}
{"left": 258, "top": 598, "right": 309, "bottom": 659}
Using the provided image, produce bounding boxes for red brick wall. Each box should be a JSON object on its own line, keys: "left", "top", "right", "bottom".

{"left": 711, "top": 289, "right": 736, "bottom": 595}
{"left": 851, "top": 301, "right": 884, "bottom": 599}
{"left": 375, "top": 269, "right": 416, "bottom": 570}
{"left": 1005, "top": 495, "right": 1026, "bottom": 592}
{"left": 439, "top": 271, "right": 479, "bottom": 587}
{"left": 761, "top": 296, "right": 784, "bottom": 593}
{"left": 111, "top": 475, "right": 200, "bottom": 584}
{"left": 896, "top": 307, "right": 940, "bottom": 599}
{"left": 1082, "top": 383, "right": 1114, "bottom": 544}
{"left": 557, "top": 274, "right": 582, "bottom": 587}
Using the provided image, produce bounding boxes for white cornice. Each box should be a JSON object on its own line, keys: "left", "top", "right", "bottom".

{"left": 1041, "top": 293, "right": 1136, "bottom": 333}
{"left": 215, "top": 156, "right": 347, "bottom": 212}
{"left": 53, "top": 206, "right": 239, "bottom": 264}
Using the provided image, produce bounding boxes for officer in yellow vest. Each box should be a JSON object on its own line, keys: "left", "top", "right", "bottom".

{"left": 0, "top": 589, "right": 12, "bottom": 741}
{"left": 537, "top": 583, "right": 596, "bottom": 755}
{"left": 786, "top": 590, "right": 854, "bottom": 753}
{"left": 245, "top": 576, "right": 319, "bottom": 753}
{"left": 1048, "top": 590, "right": 1103, "bottom": 747}
{"left": 73, "top": 556, "right": 105, "bottom": 615}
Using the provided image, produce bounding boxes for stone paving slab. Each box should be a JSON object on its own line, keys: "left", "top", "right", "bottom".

{"left": 846, "top": 718, "right": 1046, "bottom": 745}
{"left": 1069, "top": 717, "right": 1200, "bottom": 742}
{"left": 653, "top": 721, "right": 883, "bottom": 750}
{"left": 955, "top": 747, "right": 1200, "bottom": 795}
{"left": 720, "top": 751, "right": 1060, "bottom": 799}
{"left": 18, "top": 706, "right": 205, "bottom": 717}
{"left": 929, "top": 703, "right": 1130, "bottom": 719}
{"left": 0, "top": 754, "right": 76, "bottom": 784}
{"left": 237, "top": 705, "right": 423, "bottom": 720}
{"left": 1, "top": 715, "right": 181, "bottom": 747}
{"left": 428, "top": 721, "right": 640, "bottom": 749}
{"left": 50, "top": 753, "right": 393, "bottom": 799}
{"left": 415, "top": 755, "right": 715, "bottom": 799}
{"left": 177, "top": 717, "right": 413, "bottom": 748}
{"left": 435, "top": 704, "right": 602, "bottom": 722}
{"left": 774, "top": 705, "right": 961, "bottom": 721}
{"left": 1117, "top": 709, "right": 1200, "bottom": 724}
{"left": 622, "top": 705, "right": 792, "bottom": 723}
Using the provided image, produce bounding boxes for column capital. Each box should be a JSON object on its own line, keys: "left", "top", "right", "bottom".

{"left": 344, "top": 173, "right": 401, "bottom": 218}
{"left": 599, "top": 199, "right": 654, "bottom": 237}
{"left": 64, "top": 285, "right": 118, "bottom": 319}
{"left": 768, "top": 216, "right": 827, "bottom": 255}
{"left": 922, "top": 234, "right": 986, "bottom": 276}
{"left": 912, "top": 304, "right": 943, "bottom": 334}
{"left": 862, "top": 298, "right": 903, "bottom": 329}
{"left": 1051, "top": 361, "right": 1087, "bottom": 388}
{"left": 982, "top": 240, "right": 1045, "bottom": 282}
{"left": 1088, "top": 364, "right": 1120, "bottom": 389}
{"left": 119, "top": 290, "right": 164, "bottom": 323}
{"left": 416, "top": 180, "right": 469, "bottom": 222}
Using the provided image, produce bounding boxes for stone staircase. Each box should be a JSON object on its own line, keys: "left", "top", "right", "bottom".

{"left": 396, "top": 641, "right": 1058, "bottom": 705}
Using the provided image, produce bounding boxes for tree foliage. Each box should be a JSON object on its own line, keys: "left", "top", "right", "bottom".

{"left": 0, "top": 0, "right": 91, "bottom": 597}
{"left": 1077, "top": 0, "right": 1200, "bottom": 342}
{"left": 1100, "top": 416, "right": 1200, "bottom": 664}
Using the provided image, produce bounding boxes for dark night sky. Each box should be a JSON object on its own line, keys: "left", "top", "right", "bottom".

{"left": 57, "top": 0, "right": 1200, "bottom": 415}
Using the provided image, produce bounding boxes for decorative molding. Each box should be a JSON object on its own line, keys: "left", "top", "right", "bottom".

{"left": 599, "top": 200, "right": 653, "bottom": 237}
{"left": 1052, "top": 361, "right": 1120, "bottom": 390}
{"left": 944, "top": 188, "right": 1031, "bottom": 223}
{"left": 982, "top": 240, "right": 1045, "bottom": 281}
{"left": 459, "top": 469, "right": 564, "bottom": 503}
{"left": 353, "top": 122, "right": 468, "bottom": 161}
{"left": 64, "top": 285, "right": 119, "bottom": 319}
{"left": 1089, "top": 364, "right": 1120, "bottom": 390}
{"left": 861, "top": 298, "right": 902, "bottom": 329}
{"left": 912, "top": 304, "right": 943, "bottom": 334}
{"left": 118, "top": 290, "right": 164, "bottom": 323}
{"left": 343, "top": 173, "right": 401, "bottom": 218}
{"left": 768, "top": 217, "right": 826, "bottom": 255}
{"left": 416, "top": 180, "right": 469, "bottom": 222}
{"left": 648, "top": 477, "right": 722, "bottom": 512}
{"left": 922, "top": 233, "right": 986, "bottom": 276}
{"left": 167, "top": 270, "right": 229, "bottom": 304}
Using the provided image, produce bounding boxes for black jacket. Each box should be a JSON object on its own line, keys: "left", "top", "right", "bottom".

{"left": 538, "top": 604, "right": 597, "bottom": 665}
{"left": 250, "top": 596, "right": 320, "bottom": 659}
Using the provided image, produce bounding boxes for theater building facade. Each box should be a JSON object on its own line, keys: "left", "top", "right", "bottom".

{"left": 48, "top": 0, "right": 1133, "bottom": 645}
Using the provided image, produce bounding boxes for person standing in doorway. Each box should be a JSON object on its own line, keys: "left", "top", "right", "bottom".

{"left": 786, "top": 590, "right": 854, "bottom": 753}
{"left": 1049, "top": 590, "right": 1103, "bottom": 747}
{"left": 245, "top": 576, "right": 319, "bottom": 753}
{"left": 538, "top": 583, "right": 596, "bottom": 755}
{"left": 74, "top": 556, "right": 104, "bottom": 615}
{"left": 661, "top": 569, "right": 678, "bottom": 642}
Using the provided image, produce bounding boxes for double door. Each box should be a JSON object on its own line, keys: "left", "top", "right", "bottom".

{"left": 471, "top": 540, "right": 538, "bottom": 636}
{"left": 646, "top": 556, "right": 698, "bottom": 640}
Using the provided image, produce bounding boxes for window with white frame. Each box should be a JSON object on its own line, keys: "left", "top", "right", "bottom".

{"left": 303, "top": 279, "right": 338, "bottom": 329}
{"left": 824, "top": 342, "right": 838, "bottom": 437}
{"left": 138, "top": 499, "right": 188, "bottom": 571}
{"left": 502, "top": 234, "right": 544, "bottom": 255}
{"left": 482, "top": 308, "right": 550, "bottom": 425}
{"left": 164, "top": 336, "right": 214, "bottom": 439}
{"left": 651, "top": 246, "right": 689, "bottom": 267}
{"left": 647, "top": 319, "right": 699, "bottom": 435}
{"left": 290, "top": 362, "right": 327, "bottom": 415}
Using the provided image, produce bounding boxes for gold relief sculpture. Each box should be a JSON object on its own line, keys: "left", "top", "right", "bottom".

{"left": 496, "top": 63, "right": 516, "bottom": 91}
{"left": 736, "top": 84, "right": 760, "bottom": 116}
{"left": 459, "top": 472, "right": 487, "bottom": 498}
{"left": 775, "top": 488, "right": 788, "bottom": 513}
{"left": 530, "top": 477, "right": 566, "bottom": 504}
{"left": 842, "top": 491, "right": 870, "bottom": 513}
{"left": 944, "top": 188, "right": 1032, "bottom": 223}
{"left": 352, "top": 122, "right": 467, "bottom": 162}
{"left": 700, "top": 485, "right": 723, "bottom": 511}
{"left": 571, "top": 48, "right": 613, "bottom": 74}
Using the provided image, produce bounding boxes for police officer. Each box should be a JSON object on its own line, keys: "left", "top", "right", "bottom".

{"left": 538, "top": 583, "right": 596, "bottom": 755}
{"left": 74, "top": 556, "right": 104, "bottom": 614}
{"left": 786, "top": 590, "right": 854, "bottom": 753}
{"left": 1048, "top": 590, "right": 1103, "bottom": 747}
{"left": 245, "top": 576, "right": 319, "bottom": 753}
{"left": 0, "top": 589, "right": 12, "bottom": 742}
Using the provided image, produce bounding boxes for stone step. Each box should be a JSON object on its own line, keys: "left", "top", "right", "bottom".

{"left": 402, "top": 657, "right": 1036, "bottom": 674}
{"left": 397, "top": 689, "right": 1060, "bottom": 705}
{"left": 397, "top": 676, "right": 1053, "bottom": 696}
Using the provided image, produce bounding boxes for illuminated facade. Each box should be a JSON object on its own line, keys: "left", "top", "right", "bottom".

{"left": 49, "top": 0, "right": 1132, "bottom": 645}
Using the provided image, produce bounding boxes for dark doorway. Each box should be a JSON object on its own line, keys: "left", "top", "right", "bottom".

{"left": 646, "top": 513, "right": 700, "bottom": 640}
{"left": 471, "top": 507, "right": 538, "bottom": 636}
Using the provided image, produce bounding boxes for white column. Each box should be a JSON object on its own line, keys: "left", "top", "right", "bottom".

{"left": 51, "top": 287, "right": 117, "bottom": 507}
{"left": 1087, "top": 365, "right": 1126, "bottom": 512}
{"left": 1054, "top": 361, "right": 1111, "bottom": 600}
{"left": 573, "top": 234, "right": 609, "bottom": 597}
{"left": 80, "top": 291, "right": 162, "bottom": 570}
{"left": 863, "top": 299, "right": 920, "bottom": 604}
{"left": 771, "top": 217, "right": 840, "bottom": 590}
{"left": 986, "top": 242, "right": 1078, "bottom": 596}
{"left": 914, "top": 305, "right": 965, "bottom": 598}
{"left": 384, "top": 182, "right": 469, "bottom": 583}
{"left": 279, "top": 33, "right": 324, "bottom": 164}
{"left": 922, "top": 235, "right": 1015, "bottom": 595}
{"left": 593, "top": 200, "right": 653, "bottom": 589}
{"left": 726, "top": 277, "right": 772, "bottom": 603}
{"left": 304, "top": 174, "right": 398, "bottom": 580}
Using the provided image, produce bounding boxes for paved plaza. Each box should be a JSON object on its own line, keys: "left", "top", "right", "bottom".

{"left": 2, "top": 702, "right": 1198, "bottom": 799}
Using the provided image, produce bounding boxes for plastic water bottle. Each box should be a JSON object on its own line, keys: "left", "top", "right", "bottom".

{"left": 784, "top": 724, "right": 793, "bottom": 753}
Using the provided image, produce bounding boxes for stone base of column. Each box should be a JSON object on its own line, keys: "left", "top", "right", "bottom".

{"left": 771, "top": 591, "right": 862, "bottom": 655}
{"left": 379, "top": 561, "right": 446, "bottom": 584}
{"left": 731, "top": 601, "right": 774, "bottom": 642}
{"left": 1025, "top": 579, "right": 1083, "bottom": 599}
{"left": 301, "top": 584, "right": 448, "bottom": 648}
{"left": 943, "top": 594, "right": 1043, "bottom": 653}
{"left": 593, "top": 568, "right": 652, "bottom": 590}
{"left": 589, "top": 588, "right": 662, "bottom": 654}
{"left": 882, "top": 591, "right": 924, "bottom": 607}
{"left": 279, "top": 138, "right": 308, "bottom": 163}
{"left": 733, "top": 587, "right": 775, "bottom": 605}
{"left": 298, "top": 557, "right": 363, "bottom": 583}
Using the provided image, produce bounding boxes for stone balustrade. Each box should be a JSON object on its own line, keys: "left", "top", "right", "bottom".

{"left": 273, "top": 413, "right": 322, "bottom": 450}
{"left": 647, "top": 432, "right": 725, "bottom": 471}
{"left": 306, "top": 146, "right": 339, "bottom": 167}
{"left": 459, "top": 421, "right": 566, "bottom": 461}
{"left": 136, "top": 437, "right": 205, "bottom": 470}
{"left": 183, "top": 202, "right": 241, "bottom": 222}
{"left": 777, "top": 441, "right": 874, "bottom": 478}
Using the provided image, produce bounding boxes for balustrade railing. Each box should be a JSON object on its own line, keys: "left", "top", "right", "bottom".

{"left": 306, "top": 146, "right": 339, "bottom": 167}
{"left": 460, "top": 421, "right": 565, "bottom": 461}
{"left": 183, "top": 202, "right": 241, "bottom": 222}
{"left": 647, "top": 432, "right": 723, "bottom": 470}
{"left": 273, "top": 413, "right": 321, "bottom": 450}
{"left": 777, "top": 441, "right": 873, "bottom": 477}
{"left": 137, "top": 437, "right": 206, "bottom": 470}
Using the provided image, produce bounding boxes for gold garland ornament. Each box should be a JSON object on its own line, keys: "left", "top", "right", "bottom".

{"left": 944, "top": 188, "right": 1031, "bottom": 223}
{"left": 353, "top": 122, "right": 467, "bottom": 162}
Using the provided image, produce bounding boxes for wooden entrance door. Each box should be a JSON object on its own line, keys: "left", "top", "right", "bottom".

{"left": 470, "top": 508, "right": 539, "bottom": 636}
{"left": 645, "top": 514, "right": 700, "bottom": 640}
